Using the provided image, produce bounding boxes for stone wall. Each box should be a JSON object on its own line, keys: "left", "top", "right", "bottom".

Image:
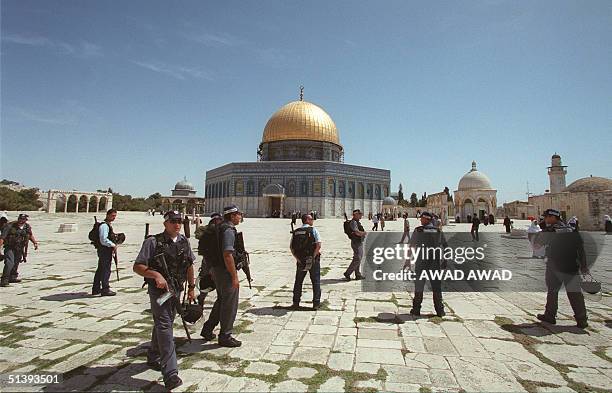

{"left": 528, "top": 190, "right": 612, "bottom": 230}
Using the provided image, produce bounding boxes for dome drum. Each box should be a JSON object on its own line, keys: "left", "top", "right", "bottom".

{"left": 259, "top": 139, "right": 343, "bottom": 162}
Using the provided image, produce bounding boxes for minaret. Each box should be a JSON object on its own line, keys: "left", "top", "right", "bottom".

{"left": 547, "top": 153, "right": 567, "bottom": 193}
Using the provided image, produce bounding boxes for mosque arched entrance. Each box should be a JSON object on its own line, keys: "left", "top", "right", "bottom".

{"left": 262, "top": 184, "right": 285, "bottom": 218}
{"left": 463, "top": 199, "right": 474, "bottom": 221}
{"left": 477, "top": 198, "right": 488, "bottom": 219}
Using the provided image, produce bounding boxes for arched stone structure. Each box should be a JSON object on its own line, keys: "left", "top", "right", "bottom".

{"left": 453, "top": 161, "right": 497, "bottom": 222}
{"left": 46, "top": 190, "right": 113, "bottom": 214}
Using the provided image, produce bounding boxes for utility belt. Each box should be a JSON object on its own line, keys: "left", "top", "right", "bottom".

{"left": 297, "top": 254, "right": 318, "bottom": 272}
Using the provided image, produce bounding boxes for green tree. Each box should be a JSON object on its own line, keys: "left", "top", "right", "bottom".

{"left": 0, "top": 188, "right": 43, "bottom": 211}
{"left": 398, "top": 183, "right": 404, "bottom": 202}
{"left": 409, "top": 192, "right": 418, "bottom": 207}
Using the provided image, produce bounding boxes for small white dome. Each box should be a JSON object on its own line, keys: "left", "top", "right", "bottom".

{"left": 382, "top": 196, "right": 397, "bottom": 206}
{"left": 457, "top": 161, "right": 493, "bottom": 190}
{"left": 174, "top": 177, "right": 194, "bottom": 191}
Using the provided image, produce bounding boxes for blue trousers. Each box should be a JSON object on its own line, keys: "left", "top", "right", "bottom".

{"left": 93, "top": 247, "right": 113, "bottom": 292}
{"left": 147, "top": 286, "right": 179, "bottom": 381}
{"left": 2, "top": 247, "right": 23, "bottom": 281}
{"left": 293, "top": 256, "right": 321, "bottom": 305}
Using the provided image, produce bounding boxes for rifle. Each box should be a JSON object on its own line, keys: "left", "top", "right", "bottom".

{"left": 152, "top": 253, "right": 192, "bottom": 342}
{"left": 235, "top": 232, "right": 252, "bottom": 289}
{"left": 113, "top": 250, "right": 120, "bottom": 282}
{"left": 23, "top": 241, "right": 29, "bottom": 263}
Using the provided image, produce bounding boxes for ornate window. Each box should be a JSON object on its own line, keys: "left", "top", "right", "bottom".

{"left": 258, "top": 180, "right": 267, "bottom": 196}
{"left": 375, "top": 185, "right": 381, "bottom": 198}
{"left": 339, "top": 181, "right": 345, "bottom": 197}
{"left": 300, "top": 181, "right": 308, "bottom": 196}
{"left": 357, "top": 183, "right": 364, "bottom": 198}
{"left": 367, "top": 184, "right": 373, "bottom": 199}
{"left": 313, "top": 178, "right": 322, "bottom": 196}
{"left": 235, "top": 180, "right": 244, "bottom": 196}
{"left": 246, "top": 180, "right": 255, "bottom": 196}
{"left": 327, "top": 179, "right": 335, "bottom": 197}
{"left": 287, "top": 180, "right": 296, "bottom": 197}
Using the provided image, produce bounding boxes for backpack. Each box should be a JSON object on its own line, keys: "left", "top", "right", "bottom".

{"left": 88, "top": 221, "right": 103, "bottom": 248}
{"left": 343, "top": 220, "right": 353, "bottom": 239}
{"left": 197, "top": 224, "right": 223, "bottom": 265}
{"left": 291, "top": 226, "right": 315, "bottom": 258}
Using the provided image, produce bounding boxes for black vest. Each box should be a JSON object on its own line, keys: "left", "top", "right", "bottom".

{"left": 151, "top": 233, "right": 192, "bottom": 285}
{"left": 4, "top": 222, "right": 31, "bottom": 249}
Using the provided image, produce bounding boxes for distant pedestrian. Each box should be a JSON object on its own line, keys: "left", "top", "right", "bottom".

{"left": 183, "top": 214, "right": 191, "bottom": 238}
{"left": 399, "top": 214, "right": 410, "bottom": 243}
{"left": 503, "top": 216, "right": 512, "bottom": 233}
{"left": 489, "top": 214, "right": 495, "bottom": 225}
{"left": 380, "top": 216, "right": 385, "bottom": 231}
{"left": 568, "top": 216, "right": 579, "bottom": 232}
{"left": 605, "top": 215, "right": 612, "bottom": 234}
{"left": 371, "top": 214, "right": 379, "bottom": 231}
{"left": 471, "top": 215, "right": 480, "bottom": 241}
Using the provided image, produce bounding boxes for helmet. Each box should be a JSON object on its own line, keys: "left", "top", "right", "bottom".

{"left": 182, "top": 302, "right": 203, "bottom": 324}
{"left": 114, "top": 233, "right": 126, "bottom": 244}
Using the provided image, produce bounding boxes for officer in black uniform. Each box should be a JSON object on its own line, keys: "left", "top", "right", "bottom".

{"left": 133, "top": 211, "right": 197, "bottom": 390}
{"left": 408, "top": 211, "right": 448, "bottom": 317}
{"left": 200, "top": 204, "right": 244, "bottom": 347}
{"left": 0, "top": 214, "right": 38, "bottom": 287}
{"left": 536, "top": 208, "right": 589, "bottom": 328}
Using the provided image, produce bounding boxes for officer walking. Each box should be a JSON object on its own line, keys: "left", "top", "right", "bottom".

{"left": 200, "top": 204, "right": 244, "bottom": 347}
{"left": 133, "top": 211, "right": 197, "bottom": 390}
{"left": 0, "top": 213, "right": 38, "bottom": 287}
{"left": 290, "top": 214, "right": 322, "bottom": 310}
{"left": 408, "top": 211, "right": 448, "bottom": 317}
{"left": 93, "top": 209, "right": 119, "bottom": 296}
{"left": 536, "top": 209, "right": 589, "bottom": 328}
{"left": 344, "top": 209, "right": 366, "bottom": 281}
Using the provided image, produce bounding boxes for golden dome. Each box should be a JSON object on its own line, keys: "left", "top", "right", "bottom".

{"left": 262, "top": 100, "right": 340, "bottom": 145}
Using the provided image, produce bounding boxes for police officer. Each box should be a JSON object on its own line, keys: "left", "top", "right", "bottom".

{"left": 290, "top": 213, "right": 322, "bottom": 310}
{"left": 200, "top": 204, "right": 243, "bottom": 347}
{"left": 197, "top": 212, "right": 223, "bottom": 305}
{"left": 536, "top": 209, "right": 589, "bottom": 328}
{"left": 93, "top": 209, "right": 119, "bottom": 296}
{"left": 0, "top": 213, "right": 38, "bottom": 287}
{"left": 409, "top": 211, "right": 448, "bottom": 317}
{"left": 344, "top": 209, "right": 366, "bottom": 281}
{"left": 133, "top": 211, "right": 197, "bottom": 390}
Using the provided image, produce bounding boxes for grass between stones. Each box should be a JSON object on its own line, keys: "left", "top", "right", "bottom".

{"left": 177, "top": 348, "right": 390, "bottom": 393}
{"left": 0, "top": 305, "right": 19, "bottom": 317}
{"left": 493, "top": 315, "right": 610, "bottom": 393}
{"left": 418, "top": 387, "right": 432, "bottom": 393}
{"left": 593, "top": 346, "right": 612, "bottom": 363}
{"left": 320, "top": 266, "right": 331, "bottom": 277}
{"left": 0, "top": 319, "right": 39, "bottom": 348}
{"left": 353, "top": 316, "right": 378, "bottom": 323}
{"left": 238, "top": 300, "right": 252, "bottom": 310}
{"left": 233, "top": 319, "right": 254, "bottom": 334}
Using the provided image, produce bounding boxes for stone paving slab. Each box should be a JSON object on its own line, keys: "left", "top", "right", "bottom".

{"left": 0, "top": 213, "right": 610, "bottom": 392}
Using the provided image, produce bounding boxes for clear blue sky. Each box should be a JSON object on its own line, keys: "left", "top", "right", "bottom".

{"left": 2, "top": 0, "right": 611, "bottom": 203}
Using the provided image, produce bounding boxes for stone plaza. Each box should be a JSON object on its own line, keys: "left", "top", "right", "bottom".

{"left": 0, "top": 212, "right": 610, "bottom": 392}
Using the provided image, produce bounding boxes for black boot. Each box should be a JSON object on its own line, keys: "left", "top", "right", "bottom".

{"left": 537, "top": 313, "right": 556, "bottom": 324}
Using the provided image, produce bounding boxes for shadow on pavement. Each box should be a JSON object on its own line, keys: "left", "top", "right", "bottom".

{"left": 498, "top": 321, "right": 588, "bottom": 336}
{"left": 40, "top": 292, "right": 95, "bottom": 301}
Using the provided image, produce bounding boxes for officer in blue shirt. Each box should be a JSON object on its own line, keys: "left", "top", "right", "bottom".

{"left": 93, "top": 209, "right": 118, "bottom": 296}
{"left": 290, "top": 213, "right": 322, "bottom": 310}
